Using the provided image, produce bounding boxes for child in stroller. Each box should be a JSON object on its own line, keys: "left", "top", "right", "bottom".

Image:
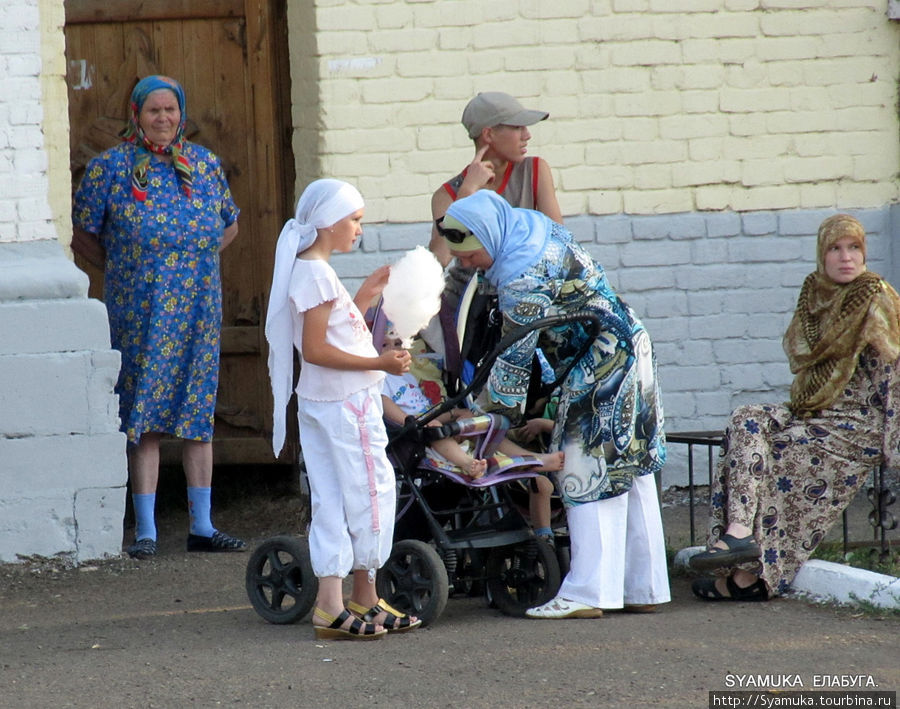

{"left": 415, "top": 271, "right": 569, "bottom": 548}
{"left": 379, "top": 328, "right": 565, "bottom": 481}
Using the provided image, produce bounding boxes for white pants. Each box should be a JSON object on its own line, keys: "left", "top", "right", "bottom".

{"left": 298, "top": 385, "right": 396, "bottom": 578}
{"left": 558, "top": 473, "right": 671, "bottom": 609}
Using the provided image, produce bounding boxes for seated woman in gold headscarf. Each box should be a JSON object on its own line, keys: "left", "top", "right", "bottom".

{"left": 690, "top": 214, "right": 900, "bottom": 601}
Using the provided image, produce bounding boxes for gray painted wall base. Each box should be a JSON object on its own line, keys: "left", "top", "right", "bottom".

{"left": 344, "top": 206, "right": 899, "bottom": 488}
{"left": 0, "top": 240, "right": 126, "bottom": 564}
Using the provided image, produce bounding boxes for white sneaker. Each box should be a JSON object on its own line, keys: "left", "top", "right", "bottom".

{"left": 525, "top": 597, "right": 603, "bottom": 619}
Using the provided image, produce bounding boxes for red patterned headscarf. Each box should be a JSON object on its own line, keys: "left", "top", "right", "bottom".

{"left": 120, "top": 75, "right": 193, "bottom": 201}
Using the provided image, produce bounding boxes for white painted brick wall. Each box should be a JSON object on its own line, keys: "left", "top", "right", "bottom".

{"left": 0, "top": 242, "right": 128, "bottom": 564}
{"left": 0, "top": 0, "right": 53, "bottom": 245}
{"left": 0, "top": 0, "right": 126, "bottom": 564}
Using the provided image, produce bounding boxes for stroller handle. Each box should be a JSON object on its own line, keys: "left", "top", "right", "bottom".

{"left": 396, "top": 310, "right": 602, "bottom": 437}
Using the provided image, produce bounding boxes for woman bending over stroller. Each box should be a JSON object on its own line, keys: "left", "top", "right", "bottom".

{"left": 439, "top": 190, "right": 670, "bottom": 618}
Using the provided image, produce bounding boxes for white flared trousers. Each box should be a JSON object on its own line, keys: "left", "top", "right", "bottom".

{"left": 558, "top": 473, "right": 671, "bottom": 609}
{"left": 298, "top": 385, "right": 396, "bottom": 578}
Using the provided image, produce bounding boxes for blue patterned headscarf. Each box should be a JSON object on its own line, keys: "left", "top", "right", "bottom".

{"left": 445, "top": 190, "right": 551, "bottom": 288}
{"left": 120, "top": 75, "right": 192, "bottom": 201}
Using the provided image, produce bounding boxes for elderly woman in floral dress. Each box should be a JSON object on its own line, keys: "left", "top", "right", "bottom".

{"left": 73, "top": 76, "right": 245, "bottom": 558}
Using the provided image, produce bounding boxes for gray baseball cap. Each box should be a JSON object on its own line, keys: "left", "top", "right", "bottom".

{"left": 461, "top": 92, "right": 549, "bottom": 139}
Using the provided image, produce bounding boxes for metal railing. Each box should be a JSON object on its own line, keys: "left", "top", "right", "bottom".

{"left": 667, "top": 431, "right": 897, "bottom": 560}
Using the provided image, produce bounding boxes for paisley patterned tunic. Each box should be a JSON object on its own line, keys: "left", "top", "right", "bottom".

{"left": 707, "top": 347, "right": 899, "bottom": 595}
{"left": 73, "top": 142, "right": 239, "bottom": 444}
{"left": 483, "top": 223, "right": 666, "bottom": 507}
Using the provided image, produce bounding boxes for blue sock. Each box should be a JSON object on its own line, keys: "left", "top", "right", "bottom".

{"left": 187, "top": 486, "right": 216, "bottom": 537}
{"left": 132, "top": 493, "right": 157, "bottom": 542}
{"left": 534, "top": 526, "right": 554, "bottom": 538}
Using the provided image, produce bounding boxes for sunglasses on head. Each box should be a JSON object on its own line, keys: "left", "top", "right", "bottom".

{"left": 434, "top": 216, "right": 471, "bottom": 244}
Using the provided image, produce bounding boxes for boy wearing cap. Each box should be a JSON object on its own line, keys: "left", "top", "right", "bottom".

{"left": 429, "top": 92, "right": 563, "bottom": 269}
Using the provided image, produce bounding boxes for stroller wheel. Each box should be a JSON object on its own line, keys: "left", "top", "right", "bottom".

{"left": 376, "top": 539, "right": 449, "bottom": 627}
{"left": 485, "top": 538, "right": 561, "bottom": 617}
{"left": 245, "top": 535, "right": 318, "bottom": 624}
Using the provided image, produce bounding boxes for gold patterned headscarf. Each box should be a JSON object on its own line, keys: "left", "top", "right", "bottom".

{"left": 784, "top": 214, "right": 900, "bottom": 416}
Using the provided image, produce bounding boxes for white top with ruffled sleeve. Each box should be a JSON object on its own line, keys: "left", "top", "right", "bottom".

{"left": 289, "top": 258, "right": 384, "bottom": 401}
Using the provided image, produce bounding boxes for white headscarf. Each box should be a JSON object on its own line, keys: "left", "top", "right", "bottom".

{"left": 265, "top": 178, "right": 365, "bottom": 456}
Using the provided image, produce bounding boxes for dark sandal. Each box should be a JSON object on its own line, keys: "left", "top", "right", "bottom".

{"left": 347, "top": 598, "right": 422, "bottom": 633}
{"left": 692, "top": 575, "right": 769, "bottom": 602}
{"left": 186, "top": 530, "right": 247, "bottom": 552}
{"left": 312, "top": 607, "right": 387, "bottom": 641}
{"left": 127, "top": 538, "right": 157, "bottom": 559}
{"left": 689, "top": 533, "right": 761, "bottom": 571}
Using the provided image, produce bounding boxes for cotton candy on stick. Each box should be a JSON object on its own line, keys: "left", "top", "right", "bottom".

{"left": 381, "top": 245, "right": 445, "bottom": 348}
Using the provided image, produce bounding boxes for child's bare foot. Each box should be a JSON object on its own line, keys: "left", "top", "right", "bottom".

{"left": 466, "top": 458, "right": 487, "bottom": 479}
{"left": 534, "top": 451, "right": 564, "bottom": 472}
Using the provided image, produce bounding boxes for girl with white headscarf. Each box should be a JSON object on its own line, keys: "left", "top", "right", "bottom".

{"left": 265, "top": 179, "right": 420, "bottom": 640}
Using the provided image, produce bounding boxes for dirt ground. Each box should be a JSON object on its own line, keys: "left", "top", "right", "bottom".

{"left": 0, "top": 466, "right": 897, "bottom": 709}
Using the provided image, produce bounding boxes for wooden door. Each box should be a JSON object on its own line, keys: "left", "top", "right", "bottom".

{"left": 65, "top": 0, "right": 296, "bottom": 464}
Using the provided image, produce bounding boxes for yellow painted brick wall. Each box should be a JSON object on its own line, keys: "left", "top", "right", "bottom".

{"left": 288, "top": 0, "right": 900, "bottom": 223}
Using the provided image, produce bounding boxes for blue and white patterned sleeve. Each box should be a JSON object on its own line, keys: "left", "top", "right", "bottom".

{"left": 481, "top": 271, "right": 559, "bottom": 416}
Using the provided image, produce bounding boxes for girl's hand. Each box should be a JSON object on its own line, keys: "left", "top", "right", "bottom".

{"left": 365, "top": 264, "right": 391, "bottom": 292}
{"left": 354, "top": 264, "right": 391, "bottom": 311}
{"left": 379, "top": 349, "right": 411, "bottom": 375}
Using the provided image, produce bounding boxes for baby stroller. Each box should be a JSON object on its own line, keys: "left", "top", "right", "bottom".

{"left": 244, "top": 303, "right": 601, "bottom": 626}
{"left": 444, "top": 274, "right": 574, "bottom": 573}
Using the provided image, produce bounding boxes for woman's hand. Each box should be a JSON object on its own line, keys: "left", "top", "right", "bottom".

{"left": 378, "top": 349, "right": 411, "bottom": 375}
{"left": 515, "top": 417, "right": 554, "bottom": 443}
{"left": 71, "top": 226, "right": 106, "bottom": 270}
{"left": 219, "top": 221, "right": 239, "bottom": 252}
